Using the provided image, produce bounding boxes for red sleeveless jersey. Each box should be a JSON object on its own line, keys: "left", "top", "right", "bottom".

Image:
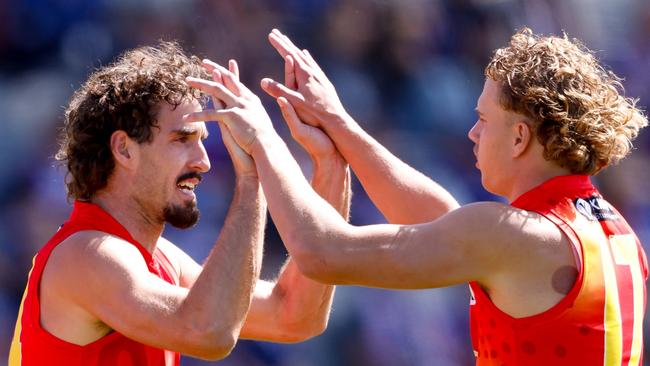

{"left": 9, "top": 201, "right": 181, "bottom": 366}
{"left": 469, "top": 175, "right": 647, "bottom": 365}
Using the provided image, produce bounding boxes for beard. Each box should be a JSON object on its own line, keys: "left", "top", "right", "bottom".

{"left": 163, "top": 199, "right": 200, "bottom": 229}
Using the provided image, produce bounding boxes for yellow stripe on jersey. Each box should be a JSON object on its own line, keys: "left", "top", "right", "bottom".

{"left": 601, "top": 235, "right": 622, "bottom": 365}
{"left": 8, "top": 256, "right": 37, "bottom": 366}
{"left": 609, "top": 234, "right": 644, "bottom": 366}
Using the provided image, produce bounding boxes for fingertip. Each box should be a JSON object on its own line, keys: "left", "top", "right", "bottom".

{"left": 277, "top": 97, "right": 293, "bottom": 110}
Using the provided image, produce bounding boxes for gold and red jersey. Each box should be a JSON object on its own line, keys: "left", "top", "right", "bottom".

{"left": 470, "top": 175, "right": 647, "bottom": 365}
{"left": 9, "top": 201, "right": 180, "bottom": 366}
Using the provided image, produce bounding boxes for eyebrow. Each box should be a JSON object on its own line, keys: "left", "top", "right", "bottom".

{"left": 171, "top": 126, "right": 209, "bottom": 140}
{"left": 474, "top": 108, "right": 483, "bottom": 115}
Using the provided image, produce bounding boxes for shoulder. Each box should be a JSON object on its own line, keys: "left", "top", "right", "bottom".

{"left": 45, "top": 231, "right": 150, "bottom": 291}
{"left": 40, "top": 230, "right": 153, "bottom": 321}
{"left": 439, "top": 201, "right": 561, "bottom": 239}
{"left": 438, "top": 201, "right": 568, "bottom": 266}
{"left": 51, "top": 230, "right": 146, "bottom": 266}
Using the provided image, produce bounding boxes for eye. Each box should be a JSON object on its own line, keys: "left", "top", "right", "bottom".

{"left": 176, "top": 135, "right": 190, "bottom": 143}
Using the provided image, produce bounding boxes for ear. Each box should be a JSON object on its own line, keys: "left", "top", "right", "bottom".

{"left": 512, "top": 121, "right": 532, "bottom": 158}
{"left": 110, "top": 130, "right": 138, "bottom": 169}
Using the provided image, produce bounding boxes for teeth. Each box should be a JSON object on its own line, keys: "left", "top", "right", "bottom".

{"left": 177, "top": 181, "right": 196, "bottom": 190}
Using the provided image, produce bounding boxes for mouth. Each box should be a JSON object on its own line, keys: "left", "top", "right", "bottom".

{"left": 176, "top": 173, "right": 202, "bottom": 198}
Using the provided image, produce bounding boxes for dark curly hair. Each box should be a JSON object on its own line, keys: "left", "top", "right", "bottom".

{"left": 486, "top": 28, "right": 647, "bottom": 175}
{"left": 56, "top": 41, "right": 209, "bottom": 200}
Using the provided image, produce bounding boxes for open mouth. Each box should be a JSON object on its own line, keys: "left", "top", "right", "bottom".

{"left": 176, "top": 173, "right": 202, "bottom": 197}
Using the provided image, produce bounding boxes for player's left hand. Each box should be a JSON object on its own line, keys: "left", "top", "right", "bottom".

{"left": 185, "top": 59, "right": 278, "bottom": 156}
{"left": 206, "top": 61, "right": 257, "bottom": 178}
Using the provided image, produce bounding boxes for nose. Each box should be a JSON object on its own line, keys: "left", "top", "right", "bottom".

{"left": 467, "top": 120, "right": 481, "bottom": 144}
{"left": 191, "top": 140, "right": 211, "bottom": 173}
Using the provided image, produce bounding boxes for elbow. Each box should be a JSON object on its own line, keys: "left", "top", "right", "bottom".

{"left": 291, "top": 243, "right": 341, "bottom": 285}
{"left": 297, "top": 259, "right": 341, "bottom": 285}
{"left": 300, "top": 317, "right": 329, "bottom": 341}
{"left": 285, "top": 224, "right": 351, "bottom": 285}
{"left": 278, "top": 314, "right": 330, "bottom": 343}
{"left": 185, "top": 327, "right": 238, "bottom": 361}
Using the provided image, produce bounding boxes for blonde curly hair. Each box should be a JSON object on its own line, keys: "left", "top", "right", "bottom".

{"left": 486, "top": 28, "right": 647, "bottom": 175}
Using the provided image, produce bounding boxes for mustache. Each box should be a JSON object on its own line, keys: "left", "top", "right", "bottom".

{"left": 176, "top": 171, "right": 203, "bottom": 184}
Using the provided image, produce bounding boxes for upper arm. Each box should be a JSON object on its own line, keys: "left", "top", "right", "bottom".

{"left": 47, "top": 232, "right": 206, "bottom": 354}
{"left": 296, "top": 202, "right": 533, "bottom": 289}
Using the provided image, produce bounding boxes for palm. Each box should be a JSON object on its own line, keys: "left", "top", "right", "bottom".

{"left": 295, "top": 123, "right": 335, "bottom": 157}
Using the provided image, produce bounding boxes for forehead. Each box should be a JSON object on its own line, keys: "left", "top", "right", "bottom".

{"left": 477, "top": 78, "right": 502, "bottom": 112}
{"left": 156, "top": 99, "right": 207, "bottom": 137}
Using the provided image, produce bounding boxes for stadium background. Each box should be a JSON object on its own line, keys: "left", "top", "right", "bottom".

{"left": 0, "top": 0, "right": 648, "bottom": 365}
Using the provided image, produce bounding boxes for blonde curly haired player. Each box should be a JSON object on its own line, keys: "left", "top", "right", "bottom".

{"left": 485, "top": 28, "right": 645, "bottom": 175}
{"left": 184, "top": 27, "right": 648, "bottom": 365}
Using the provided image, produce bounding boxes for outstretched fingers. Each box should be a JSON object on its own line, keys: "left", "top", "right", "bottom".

{"left": 182, "top": 109, "right": 231, "bottom": 124}
{"left": 285, "top": 55, "right": 297, "bottom": 90}
{"left": 269, "top": 29, "right": 328, "bottom": 84}
{"left": 260, "top": 78, "right": 305, "bottom": 105}
{"left": 202, "top": 59, "right": 244, "bottom": 96}
{"left": 228, "top": 59, "right": 240, "bottom": 80}
{"left": 186, "top": 77, "right": 238, "bottom": 106}
{"left": 269, "top": 30, "right": 312, "bottom": 72}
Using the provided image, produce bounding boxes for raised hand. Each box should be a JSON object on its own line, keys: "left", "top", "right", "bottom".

{"left": 277, "top": 96, "right": 340, "bottom": 161}
{"left": 261, "top": 29, "right": 349, "bottom": 130}
{"left": 206, "top": 61, "right": 258, "bottom": 178}
{"left": 185, "top": 59, "right": 278, "bottom": 156}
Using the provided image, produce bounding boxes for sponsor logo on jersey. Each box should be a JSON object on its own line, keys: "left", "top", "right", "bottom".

{"left": 574, "top": 196, "right": 617, "bottom": 221}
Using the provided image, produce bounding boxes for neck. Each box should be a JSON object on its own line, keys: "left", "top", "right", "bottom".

{"left": 505, "top": 163, "right": 572, "bottom": 203}
{"left": 90, "top": 190, "right": 164, "bottom": 253}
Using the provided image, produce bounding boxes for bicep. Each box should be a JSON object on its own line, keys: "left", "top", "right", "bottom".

{"left": 312, "top": 203, "right": 514, "bottom": 289}
{"left": 65, "top": 237, "right": 193, "bottom": 350}
{"left": 238, "top": 280, "right": 280, "bottom": 340}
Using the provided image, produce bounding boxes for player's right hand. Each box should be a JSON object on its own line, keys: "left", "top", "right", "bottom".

{"left": 261, "top": 29, "right": 350, "bottom": 131}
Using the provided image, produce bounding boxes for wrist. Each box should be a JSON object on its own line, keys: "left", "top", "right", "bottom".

{"left": 234, "top": 175, "right": 260, "bottom": 188}
{"left": 250, "top": 131, "right": 284, "bottom": 160}
{"left": 312, "top": 152, "right": 347, "bottom": 172}
{"left": 322, "top": 112, "right": 358, "bottom": 134}
{"left": 312, "top": 154, "right": 348, "bottom": 184}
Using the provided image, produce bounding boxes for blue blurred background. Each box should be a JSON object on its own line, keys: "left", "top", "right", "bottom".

{"left": 1, "top": 0, "right": 648, "bottom": 365}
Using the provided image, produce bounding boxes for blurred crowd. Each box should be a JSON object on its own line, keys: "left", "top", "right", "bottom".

{"left": 0, "top": 0, "right": 648, "bottom": 365}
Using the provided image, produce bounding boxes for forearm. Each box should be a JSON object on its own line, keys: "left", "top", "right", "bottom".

{"left": 251, "top": 134, "right": 352, "bottom": 278}
{"left": 239, "top": 154, "right": 348, "bottom": 342}
{"left": 179, "top": 178, "right": 265, "bottom": 352}
{"left": 268, "top": 154, "right": 350, "bottom": 337}
{"left": 311, "top": 154, "right": 351, "bottom": 220}
{"left": 323, "top": 114, "right": 459, "bottom": 224}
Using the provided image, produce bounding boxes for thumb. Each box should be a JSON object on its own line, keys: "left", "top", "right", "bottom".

{"left": 217, "top": 121, "right": 238, "bottom": 152}
{"left": 277, "top": 97, "right": 307, "bottom": 140}
{"left": 261, "top": 78, "right": 305, "bottom": 103}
